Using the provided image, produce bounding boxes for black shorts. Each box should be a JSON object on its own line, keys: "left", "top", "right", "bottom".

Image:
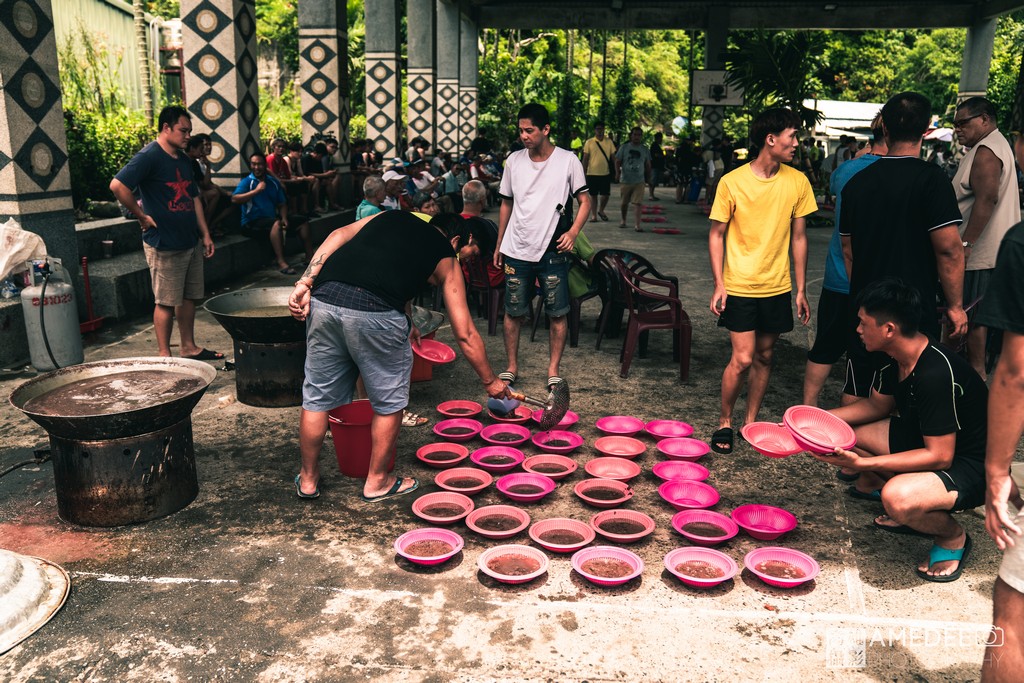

{"left": 717, "top": 292, "right": 793, "bottom": 334}
{"left": 285, "top": 180, "right": 309, "bottom": 197}
{"left": 842, "top": 338, "right": 885, "bottom": 398}
{"left": 586, "top": 174, "right": 612, "bottom": 197}
{"left": 242, "top": 216, "right": 277, "bottom": 235}
{"left": 807, "top": 288, "right": 850, "bottom": 364}
{"left": 888, "top": 416, "right": 986, "bottom": 511}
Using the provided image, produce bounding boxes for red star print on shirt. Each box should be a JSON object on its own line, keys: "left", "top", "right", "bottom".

{"left": 166, "top": 168, "right": 194, "bottom": 212}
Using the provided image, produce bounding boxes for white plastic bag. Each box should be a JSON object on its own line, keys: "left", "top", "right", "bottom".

{"left": 0, "top": 218, "right": 47, "bottom": 281}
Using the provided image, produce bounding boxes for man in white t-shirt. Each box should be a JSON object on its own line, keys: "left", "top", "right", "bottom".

{"left": 493, "top": 103, "right": 591, "bottom": 393}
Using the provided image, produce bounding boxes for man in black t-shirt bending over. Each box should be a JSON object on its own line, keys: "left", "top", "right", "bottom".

{"left": 810, "top": 279, "right": 987, "bottom": 583}
{"left": 288, "top": 212, "right": 510, "bottom": 503}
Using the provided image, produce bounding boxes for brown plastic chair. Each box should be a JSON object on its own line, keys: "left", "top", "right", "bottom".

{"left": 613, "top": 255, "right": 692, "bottom": 381}
{"left": 462, "top": 255, "right": 503, "bottom": 336}
{"left": 594, "top": 248, "right": 679, "bottom": 350}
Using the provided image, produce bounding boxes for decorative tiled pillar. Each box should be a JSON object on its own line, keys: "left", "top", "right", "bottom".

{"left": 181, "top": 0, "right": 261, "bottom": 185}
{"left": 406, "top": 0, "right": 436, "bottom": 149}
{"left": 364, "top": 0, "right": 401, "bottom": 160}
{"left": 958, "top": 18, "right": 997, "bottom": 100}
{"left": 701, "top": 6, "right": 729, "bottom": 147}
{"left": 298, "top": 0, "right": 351, "bottom": 203}
{"left": 458, "top": 14, "right": 478, "bottom": 153}
{"left": 435, "top": 0, "right": 460, "bottom": 154}
{"left": 0, "top": 0, "right": 78, "bottom": 268}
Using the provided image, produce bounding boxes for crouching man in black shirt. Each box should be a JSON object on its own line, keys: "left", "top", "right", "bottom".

{"left": 810, "top": 278, "right": 987, "bottom": 582}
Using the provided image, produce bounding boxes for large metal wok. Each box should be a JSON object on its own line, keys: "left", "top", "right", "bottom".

{"left": 9, "top": 357, "right": 217, "bottom": 441}
{"left": 203, "top": 287, "right": 305, "bottom": 344}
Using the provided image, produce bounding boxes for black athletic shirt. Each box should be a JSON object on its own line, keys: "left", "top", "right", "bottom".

{"left": 874, "top": 342, "right": 987, "bottom": 462}
{"left": 313, "top": 212, "right": 454, "bottom": 311}
{"left": 974, "top": 222, "right": 1024, "bottom": 335}
{"left": 839, "top": 157, "right": 962, "bottom": 338}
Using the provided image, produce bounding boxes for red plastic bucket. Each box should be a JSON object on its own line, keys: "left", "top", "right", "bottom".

{"left": 327, "top": 400, "right": 396, "bottom": 478}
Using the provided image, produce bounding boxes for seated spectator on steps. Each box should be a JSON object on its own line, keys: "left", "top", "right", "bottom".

{"left": 409, "top": 158, "right": 441, "bottom": 198}
{"left": 185, "top": 133, "right": 233, "bottom": 236}
{"left": 267, "top": 138, "right": 314, "bottom": 217}
{"left": 357, "top": 176, "right": 386, "bottom": 219}
{"left": 233, "top": 152, "right": 312, "bottom": 275}
{"left": 459, "top": 180, "right": 503, "bottom": 288}
{"left": 437, "top": 158, "right": 468, "bottom": 213}
{"left": 381, "top": 169, "right": 411, "bottom": 211}
{"left": 809, "top": 278, "right": 992, "bottom": 583}
{"left": 320, "top": 139, "right": 345, "bottom": 210}
{"left": 411, "top": 191, "right": 440, "bottom": 217}
{"left": 288, "top": 141, "right": 321, "bottom": 216}
{"left": 300, "top": 141, "right": 341, "bottom": 212}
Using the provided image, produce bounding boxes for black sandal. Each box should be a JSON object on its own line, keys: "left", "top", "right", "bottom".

{"left": 498, "top": 371, "right": 518, "bottom": 386}
{"left": 710, "top": 427, "right": 734, "bottom": 454}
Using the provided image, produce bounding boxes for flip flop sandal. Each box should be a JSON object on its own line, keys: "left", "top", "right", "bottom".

{"left": 498, "top": 371, "right": 518, "bottom": 386}
{"left": 182, "top": 348, "right": 224, "bottom": 361}
{"left": 873, "top": 516, "right": 929, "bottom": 537}
{"left": 361, "top": 476, "right": 419, "bottom": 503}
{"left": 836, "top": 470, "right": 860, "bottom": 483}
{"left": 847, "top": 486, "right": 882, "bottom": 502}
{"left": 710, "top": 427, "right": 734, "bottom": 454}
{"left": 598, "top": 212, "right": 609, "bottom": 221}
{"left": 547, "top": 376, "right": 564, "bottom": 392}
{"left": 294, "top": 474, "right": 320, "bottom": 499}
{"left": 916, "top": 534, "right": 972, "bottom": 583}
{"left": 401, "top": 410, "right": 429, "bottom": 427}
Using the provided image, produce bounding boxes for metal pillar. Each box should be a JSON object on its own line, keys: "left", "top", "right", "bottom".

{"left": 407, "top": 0, "right": 436, "bottom": 150}
{"left": 458, "top": 14, "right": 479, "bottom": 153}
{"left": 435, "top": 0, "right": 460, "bottom": 154}
{"left": 702, "top": 6, "right": 729, "bottom": 147}
{"left": 181, "top": 0, "right": 261, "bottom": 184}
{"left": 957, "top": 18, "right": 997, "bottom": 101}
{"left": 298, "top": 0, "right": 351, "bottom": 203}
{"left": 364, "top": 0, "right": 402, "bottom": 160}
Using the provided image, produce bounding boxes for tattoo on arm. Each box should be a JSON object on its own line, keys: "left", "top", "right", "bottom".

{"left": 301, "top": 254, "right": 323, "bottom": 280}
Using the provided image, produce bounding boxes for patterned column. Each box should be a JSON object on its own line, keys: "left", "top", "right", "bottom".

{"left": 181, "top": 0, "right": 261, "bottom": 185}
{"left": 406, "top": 0, "right": 436, "bottom": 150}
{"left": 364, "top": 0, "right": 401, "bottom": 160}
{"left": 458, "top": 14, "right": 478, "bottom": 153}
{"left": 298, "top": 0, "right": 351, "bottom": 203}
{"left": 701, "top": 7, "right": 729, "bottom": 148}
{"left": 0, "top": 0, "right": 78, "bottom": 269}
{"left": 435, "top": 0, "right": 460, "bottom": 154}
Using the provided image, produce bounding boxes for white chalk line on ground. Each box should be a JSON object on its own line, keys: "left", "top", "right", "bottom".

{"left": 73, "top": 571, "right": 416, "bottom": 598}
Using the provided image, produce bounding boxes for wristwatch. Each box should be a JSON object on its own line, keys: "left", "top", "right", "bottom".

{"left": 962, "top": 240, "right": 974, "bottom": 249}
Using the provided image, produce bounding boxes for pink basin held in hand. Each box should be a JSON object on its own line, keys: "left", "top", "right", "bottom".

{"left": 433, "top": 418, "right": 483, "bottom": 442}
{"left": 595, "top": 415, "right": 646, "bottom": 436}
{"left": 644, "top": 419, "right": 695, "bottom": 440}
{"left": 412, "top": 338, "right": 456, "bottom": 364}
{"left": 783, "top": 405, "right": 856, "bottom": 453}
{"left": 593, "top": 436, "right": 646, "bottom": 460}
{"left": 730, "top": 504, "right": 798, "bottom": 541}
{"left": 532, "top": 430, "right": 584, "bottom": 454}
{"left": 571, "top": 546, "right": 644, "bottom": 587}
{"left": 656, "top": 438, "right": 712, "bottom": 461}
{"left": 658, "top": 480, "right": 720, "bottom": 510}
{"left": 394, "top": 528, "right": 464, "bottom": 566}
{"left": 744, "top": 547, "right": 820, "bottom": 588}
{"left": 664, "top": 547, "right": 738, "bottom": 588}
{"left": 529, "top": 517, "right": 596, "bottom": 553}
{"left": 741, "top": 422, "right": 804, "bottom": 458}
{"left": 651, "top": 460, "right": 710, "bottom": 483}
{"left": 480, "top": 423, "right": 531, "bottom": 446}
{"left": 671, "top": 509, "right": 739, "bottom": 546}
{"left": 478, "top": 544, "right": 549, "bottom": 584}
{"left": 584, "top": 457, "right": 642, "bottom": 482}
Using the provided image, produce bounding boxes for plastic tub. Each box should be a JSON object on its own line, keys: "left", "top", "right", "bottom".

{"left": 656, "top": 438, "right": 712, "bottom": 461}
{"left": 529, "top": 518, "right": 595, "bottom": 553}
{"left": 465, "top": 505, "right": 531, "bottom": 540}
{"left": 595, "top": 415, "right": 646, "bottom": 436}
{"left": 593, "top": 436, "right": 646, "bottom": 460}
{"left": 731, "top": 504, "right": 798, "bottom": 541}
{"left": 644, "top": 419, "right": 695, "bottom": 440}
{"left": 478, "top": 544, "right": 548, "bottom": 584}
{"left": 584, "top": 457, "right": 642, "bottom": 482}
{"left": 589, "top": 510, "right": 655, "bottom": 543}
{"left": 522, "top": 455, "right": 578, "bottom": 481}
{"left": 531, "top": 430, "right": 584, "bottom": 454}
{"left": 664, "top": 547, "right": 738, "bottom": 588}
{"left": 571, "top": 546, "right": 644, "bottom": 587}
{"left": 480, "top": 423, "right": 531, "bottom": 447}
{"left": 436, "top": 400, "right": 483, "bottom": 419}
{"left": 411, "top": 491, "right": 474, "bottom": 525}
{"left": 416, "top": 442, "right": 470, "bottom": 469}
{"left": 495, "top": 473, "right": 557, "bottom": 503}
{"left": 394, "top": 528, "right": 464, "bottom": 566}
{"left": 671, "top": 509, "right": 738, "bottom": 546}
{"left": 433, "top": 467, "right": 492, "bottom": 495}
{"left": 744, "top": 547, "right": 819, "bottom": 588}
{"left": 574, "top": 479, "right": 633, "bottom": 509}
{"left": 658, "top": 480, "right": 719, "bottom": 511}
{"left": 470, "top": 446, "right": 525, "bottom": 473}
{"left": 651, "top": 461, "right": 710, "bottom": 483}
{"left": 433, "top": 418, "right": 483, "bottom": 443}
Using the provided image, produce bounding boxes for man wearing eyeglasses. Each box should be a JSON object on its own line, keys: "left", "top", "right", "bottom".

{"left": 950, "top": 97, "right": 1021, "bottom": 380}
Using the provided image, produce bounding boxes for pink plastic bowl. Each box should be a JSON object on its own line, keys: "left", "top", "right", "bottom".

{"left": 671, "top": 509, "right": 739, "bottom": 546}
{"left": 741, "top": 422, "right": 804, "bottom": 458}
{"left": 730, "top": 504, "right": 798, "bottom": 541}
{"left": 529, "top": 517, "right": 596, "bottom": 553}
{"left": 496, "top": 472, "right": 557, "bottom": 503}
{"left": 465, "top": 505, "right": 531, "bottom": 539}
{"left": 593, "top": 436, "right": 647, "bottom": 460}
{"left": 480, "top": 423, "right": 532, "bottom": 446}
{"left": 584, "top": 457, "right": 642, "bottom": 482}
{"left": 574, "top": 479, "right": 633, "bottom": 508}
{"left": 532, "top": 430, "right": 584, "bottom": 454}
{"left": 416, "top": 442, "right": 471, "bottom": 469}
{"left": 433, "top": 467, "right": 493, "bottom": 495}
{"left": 783, "top": 405, "right": 856, "bottom": 453}
{"left": 651, "top": 460, "right": 710, "bottom": 483}
{"left": 412, "top": 338, "right": 455, "bottom": 364}
{"left": 656, "top": 438, "right": 712, "bottom": 461}
{"left": 658, "top": 480, "right": 720, "bottom": 511}
{"left": 478, "top": 544, "right": 549, "bottom": 584}
{"left": 744, "top": 546, "right": 820, "bottom": 588}
{"left": 664, "top": 547, "right": 738, "bottom": 588}
{"left": 645, "top": 419, "right": 695, "bottom": 440}
{"left": 470, "top": 446, "right": 526, "bottom": 473}
{"left": 411, "top": 491, "right": 474, "bottom": 525}
{"left": 433, "top": 418, "right": 483, "bottom": 443}
{"left": 436, "top": 400, "right": 483, "bottom": 419}
{"left": 522, "top": 454, "right": 578, "bottom": 481}
{"left": 571, "top": 546, "right": 644, "bottom": 586}
{"left": 487, "top": 404, "right": 533, "bottom": 424}
{"left": 595, "top": 415, "right": 646, "bottom": 437}
{"left": 394, "top": 528, "right": 464, "bottom": 566}
{"left": 532, "top": 409, "right": 579, "bottom": 428}
{"left": 589, "top": 509, "right": 656, "bottom": 543}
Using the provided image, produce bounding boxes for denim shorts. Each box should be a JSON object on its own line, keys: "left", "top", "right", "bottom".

{"left": 301, "top": 299, "right": 412, "bottom": 415}
{"left": 503, "top": 252, "right": 570, "bottom": 318}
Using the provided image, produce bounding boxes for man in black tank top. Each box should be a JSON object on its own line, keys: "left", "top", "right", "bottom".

{"left": 287, "top": 212, "right": 510, "bottom": 503}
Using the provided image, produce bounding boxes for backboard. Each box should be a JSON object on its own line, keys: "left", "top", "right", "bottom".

{"left": 691, "top": 70, "right": 744, "bottom": 107}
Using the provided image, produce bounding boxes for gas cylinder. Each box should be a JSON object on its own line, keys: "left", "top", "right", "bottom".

{"left": 21, "top": 258, "right": 84, "bottom": 371}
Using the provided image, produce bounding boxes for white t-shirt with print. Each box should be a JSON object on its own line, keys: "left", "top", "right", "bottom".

{"left": 497, "top": 146, "right": 587, "bottom": 263}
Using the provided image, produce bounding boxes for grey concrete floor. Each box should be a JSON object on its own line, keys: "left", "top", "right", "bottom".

{"left": 1, "top": 196, "right": 1016, "bottom": 681}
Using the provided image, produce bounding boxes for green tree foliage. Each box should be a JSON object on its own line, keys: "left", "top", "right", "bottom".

{"left": 258, "top": 86, "right": 302, "bottom": 146}
{"left": 256, "top": 0, "right": 299, "bottom": 73}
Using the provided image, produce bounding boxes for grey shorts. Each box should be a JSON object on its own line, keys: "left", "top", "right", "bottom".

{"left": 301, "top": 300, "right": 412, "bottom": 415}
{"left": 999, "top": 508, "right": 1024, "bottom": 594}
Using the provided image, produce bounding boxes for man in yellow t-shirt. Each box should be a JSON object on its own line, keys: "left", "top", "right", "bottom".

{"left": 581, "top": 122, "right": 616, "bottom": 223}
{"left": 707, "top": 108, "right": 818, "bottom": 454}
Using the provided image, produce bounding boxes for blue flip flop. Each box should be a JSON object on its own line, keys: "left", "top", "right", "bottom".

{"left": 361, "top": 476, "right": 418, "bottom": 503}
{"left": 847, "top": 486, "right": 882, "bottom": 502}
{"left": 916, "top": 534, "right": 972, "bottom": 583}
{"left": 294, "top": 474, "right": 320, "bottom": 499}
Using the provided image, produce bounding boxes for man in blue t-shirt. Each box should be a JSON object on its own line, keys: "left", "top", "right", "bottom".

{"left": 802, "top": 117, "right": 886, "bottom": 406}
{"left": 233, "top": 153, "right": 312, "bottom": 275}
{"left": 110, "top": 106, "right": 220, "bottom": 360}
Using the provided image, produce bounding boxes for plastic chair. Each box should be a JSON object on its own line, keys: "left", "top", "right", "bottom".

{"left": 530, "top": 253, "right": 602, "bottom": 348}
{"left": 613, "top": 255, "right": 691, "bottom": 381}
{"left": 593, "top": 249, "right": 679, "bottom": 350}
{"left": 462, "top": 255, "right": 504, "bottom": 336}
